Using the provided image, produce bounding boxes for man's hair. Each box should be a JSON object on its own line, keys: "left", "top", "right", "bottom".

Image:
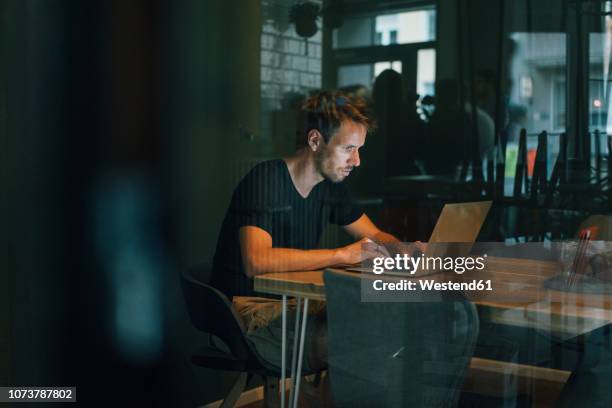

{"left": 297, "top": 91, "right": 375, "bottom": 148}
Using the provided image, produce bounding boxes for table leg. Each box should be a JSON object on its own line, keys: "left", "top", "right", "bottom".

{"left": 288, "top": 297, "right": 301, "bottom": 408}
{"left": 293, "top": 298, "right": 309, "bottom": 408}
{"left": 281, "top": 295, "right": 287, "bottom": 408}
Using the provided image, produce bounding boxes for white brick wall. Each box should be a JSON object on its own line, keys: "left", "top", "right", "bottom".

{"left": 260, "top": 26, "right": 322, "bottom": 108}
{"left": 260, "top": 0, "right": 323, "bottom": 151}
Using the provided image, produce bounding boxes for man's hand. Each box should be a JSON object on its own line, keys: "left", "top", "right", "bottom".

{"left": 337, "top": 237, "right": 390, "bottom": 265}
{"left": 384, "top": 241, "right": 427, "bottom": 257}
{"left": 343, "top": 214, "right": 426, "bottom": 256}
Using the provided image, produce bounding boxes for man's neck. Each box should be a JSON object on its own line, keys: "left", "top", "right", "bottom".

{"left": 283, "top": 149, "right": 324, "bottom": 198}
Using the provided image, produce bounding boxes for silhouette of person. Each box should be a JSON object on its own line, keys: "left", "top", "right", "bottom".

{"left": 424, "top": 79, "right": 494, "bottom": 176}
{"left": 374, "top": 69, "right": 422, "bottom": 178}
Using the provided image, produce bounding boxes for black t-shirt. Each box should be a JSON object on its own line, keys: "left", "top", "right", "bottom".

{"left": 211, "top": 159, "right": 363, "bottom": 298}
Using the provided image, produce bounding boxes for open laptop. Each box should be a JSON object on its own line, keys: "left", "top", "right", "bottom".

{"left": 347, "top": 201, "right": 492, "bottom": 277}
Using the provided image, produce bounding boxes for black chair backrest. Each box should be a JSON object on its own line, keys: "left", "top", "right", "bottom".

{"left": 530, "top": 130, "right": 548, "bottom": 201}
{"left": 513, "top": 128, "right": 529, "bottom": 198}
{"left": 181, "top": 263, "right": 253, "bottom": 361}
{"left": 323, "top": 269, "right": 479, "bottom": 408}
{"left": 187, "top": 262, "right": 214, "bottom": 286}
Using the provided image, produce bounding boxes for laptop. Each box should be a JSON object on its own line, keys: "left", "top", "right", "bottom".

{"left": 347, "top": 201, "right": 492, "bottom": 277}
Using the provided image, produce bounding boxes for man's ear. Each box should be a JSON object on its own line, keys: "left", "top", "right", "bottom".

{"left": 307, "top": 129, "right": 323, "bottom": 151}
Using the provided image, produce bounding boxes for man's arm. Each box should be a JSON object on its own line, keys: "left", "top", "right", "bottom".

{"left": 343, "top": 213, "right": 400, "bottom": 244}
{"left": 343, "top": 214, "right": 425, "bottom": 255}
{"left": 239, "top": 225, "right": 378, "bottom": 277}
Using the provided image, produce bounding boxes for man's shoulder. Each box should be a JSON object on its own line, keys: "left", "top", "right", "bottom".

{"left": 230, "top": 159, "right": 287, "bottom": 207}
{"left": 241, "top": 159, "right": 285, "bottom": 182}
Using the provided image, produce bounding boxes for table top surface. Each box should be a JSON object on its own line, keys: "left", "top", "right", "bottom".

{"left": 254, "top": 256, "right": 612, "bottom": 337}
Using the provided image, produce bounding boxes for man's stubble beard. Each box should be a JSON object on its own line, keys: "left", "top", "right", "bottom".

{"left": 314, "top": 146, "right": 342, "bottom": 183}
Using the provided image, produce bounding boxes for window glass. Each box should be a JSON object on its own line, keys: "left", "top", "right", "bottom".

{"left": 417, "top": 49, "right": 436, "bottom": 97}
{"left": 333, "top": 9, "right": 436, "bottom": 49}
{"left": 508, "top": 33, "right": 567, "bottom": 139}
{"left": 338, "top": 62, "right": 402, "bottom": 88}
{"left": 588, "top": 1, "right": 612, "bottom": 164}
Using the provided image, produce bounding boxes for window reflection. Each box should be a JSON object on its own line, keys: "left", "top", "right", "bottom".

{"left": 417, "top": 49, "right": 436, "bottom": 97}
{"left": 374, "top": 61, "right": 402, "bottom": 79}
{"left": 333, "top": 8, "right": 436, "bottom": 49}
{"left": 508, "top": 33, "right": 567, "bottom": 138}
{"left": 588, "top": 1, "right": 612, "bottom": 170}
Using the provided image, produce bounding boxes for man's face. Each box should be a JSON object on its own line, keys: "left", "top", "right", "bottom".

{"left": 315, "top": 120, "right": 366, "bottom": 183}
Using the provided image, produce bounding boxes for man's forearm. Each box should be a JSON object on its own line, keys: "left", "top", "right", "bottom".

{"left": 245, "top": 247, "right": 344, "bottom": 276}
{"left": 372, "top": 230, "right": 400, "bottom": 245}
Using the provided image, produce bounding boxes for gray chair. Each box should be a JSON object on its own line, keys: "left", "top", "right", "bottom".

{"left": 323, "top": 269, "right": 479, "bottom": 407}
{"left": 181, "top": 263, "right": 283, "bottom": 407}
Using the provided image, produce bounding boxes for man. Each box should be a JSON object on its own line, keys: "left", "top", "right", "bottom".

{"left": 211, "top": 91, "right": 404, "bottom": 370}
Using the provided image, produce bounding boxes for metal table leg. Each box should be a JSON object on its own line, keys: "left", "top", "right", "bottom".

{"left": 281, "top": 295, "right": 287, "bottom": 408}
{"left": 292, "top": 298, "right": 309, "bottom": 408}
{"left": 288, "top": 297, "right": 301, "bottom": 407}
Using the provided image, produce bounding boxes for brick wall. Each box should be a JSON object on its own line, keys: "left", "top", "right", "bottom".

{"left": 260, "top": 0, "right": 323, "bottom": 154}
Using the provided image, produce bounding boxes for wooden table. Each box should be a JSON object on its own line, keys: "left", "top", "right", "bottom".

{"left": 255, "top": 257, "right": 612, "bottom": 406}
{"left": 255, "top": 257, "right": 612, "bottom": 334}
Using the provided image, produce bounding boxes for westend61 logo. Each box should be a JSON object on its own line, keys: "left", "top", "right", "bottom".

{"left": 371, "top": 254, "right": 488, "bottom": 275}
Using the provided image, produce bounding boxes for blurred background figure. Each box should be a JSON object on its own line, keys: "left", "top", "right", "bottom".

{"left": 373, "top": 69, "right": 423, "bottom": 178}
{"left": 424, "top": 79, "right": 494, "bottom": 176}
{"left": 351, "top": 69, "right": 423, "bottom": 196}
{"left": 506, "top": 104, "right": 528, "bottom": 145}
{"left": 474, "top": 69, "right": 500, "bottom": 125}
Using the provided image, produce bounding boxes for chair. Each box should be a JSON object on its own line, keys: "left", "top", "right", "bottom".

{"left": 545, "top": 132, "right": 567, "bottom": 207}
{"left": 181, "top": 263, "right": 284, "bottom": 407}
{"left": 530, "top": 131, "right": 548, "bottom": 203}
{"left": 512, "top": 128, "right": 529, "bottom": 200}
{"left": 576, "top": 215, "right": 612, "bottom": 240}
{"left": 323, "top": 269, "right": 479, "bottom": 407}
